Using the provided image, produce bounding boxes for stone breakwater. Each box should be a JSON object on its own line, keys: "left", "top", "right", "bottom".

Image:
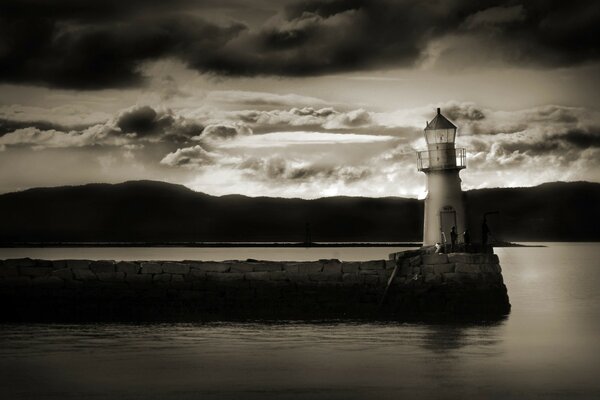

{"left": 0, "top": 250, "right": 510, "bottom": 322}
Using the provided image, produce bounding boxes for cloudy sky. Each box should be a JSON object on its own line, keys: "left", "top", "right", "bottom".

{"left": 1, "top": 0, "right": 599, "bottom": 198}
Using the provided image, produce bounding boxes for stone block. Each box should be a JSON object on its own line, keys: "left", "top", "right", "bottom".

{"left": 73, "top": 269, "right": 97, "bottom": 281}
{"left": 399, "top": 264, "right": 413, "bottom": 277}
{"left": 244, "top": 272, "right": 271, "bottom": 281}
{"left": 378, "top": 269, "right": 392, "bottom": 281}
{"left": 206, "top": 272, "right": 244, "bottom": 281}
{"left": 51, "top": 260, "right": 67, "bottom": 269}
{"left": 90, "top": 260, "right": 115, "bottom": 274}
{"left": 447, "top": 253, "right": 469, "bottom": 263}
{"left": 422, "top": 254, "right": 449, "bottom": 264}
{"left": 424, "top": 273, "right": 441, "bottom": 284}
{"left": 140, "top": 262, "right": 162, "bottom": 274}
{"left": 340, "top": 262, "right": 358, "bottom": 273}
{"left": 34, "top": 260, "right": 53, "bottom": 267}
{"left": 190, "top": 262, "right": 230, "bottom": 272}
{"left": 409, "top": 255, "right": 422, "bottom": 266}
{"left": 449, "top": 253, "right": 499, "bottom": 264}
{"left": 281, "top": 263, "right": 299, "bottom": 273}
{"left": 252, "top": 263, "right": 283, "bottom": 272}
{"left": 2, "top": 276, "right": 31, "bottom": 286}
{"left": 51, "top": 268, "right": 73, "bottom": 280}
{"left": 116, "top": 261, "right": 139, "bottom": 275}
{"left": 67, "top": 260, "right": 90, "bottom": 270}
{"left": 170, "top": 275, "right": 191, "bottom": 289}
{"left": 322, "top": 261, "right": 342, "bottom": 274}
{"left": 309, "top": 273, "right": 341, "bottom": 282}
{"left": 361, "top": 274, "right": 379, "bottom": 285}
{"left": 385, "top": 260, "right": 397, "bottom": 270}
{"left": 161, "top": 262, "right": 190, "bottom": 274}
{"left": 459, "top": 272, "right": 482, "bottom": 283}
{"left": 31, "top": 276, "right": 64, "bottom": 288}
{"left": 482, "top": 272, "right": 503, "bottom": 283}
{"left": 412, "top": 267, "right": 422, "bottom": 275}
{"left": 229, "top": 263, "right": 254, "bottom": 273}
{"left": 188, "top": 269, "right": 207, "bottom": 280}
{"left": 96, "top": 272, "right": 125, "bottom": 282}
{"left": 479, "top": 264, "right": 495, "bottom": 273}
{"left": 0, "top": 265, "right": 19, "bottom": 277}
{"left": 64, "top": 279, "right": 84, "bottom": 288}
{"left": 433, "top": 263, "right": 455, "bottom": 274}
{"left": 297, "top": 262, "right": 322, "bottom": 273}
{"left": 442, "top": 272, "right": 459, "bottom": 283}
{"left": 360, "top": 260, "right": 385, "bottom": 270}
{"left": 422, "top": 265, "right": 434, "bottom": 274}
{"left": 19, "top": 266, "right": 52, "bottom": 277}
{"left": 269, "top": 271, "right": 288, "bottom": 281}
{"left": 358, "top": 269, "right": 379, "bottom": 275}
{"left": 455, "top": 263, "right": 481, "bottom": 274}
{"left": 153, "top": 273, "right": 172, "bottom": 283}
{"left": 286, "top": 272, "right": 310, "bottom": 282}
{"left": 126, "top": 274, "right": 152, "bottom": 285}
{"left": 4, "top": 258, "right": 36, "bottom": 268}
{"left": 342, "top": 273, "right": 359, "bottom": 283}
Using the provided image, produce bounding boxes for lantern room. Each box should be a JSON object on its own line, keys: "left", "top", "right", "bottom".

{"left": 425, "top": 108, "right": 457, "bottom": 146}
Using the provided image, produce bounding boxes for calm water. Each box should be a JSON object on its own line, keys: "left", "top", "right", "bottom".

{"left": 0, "top": 246, "right": 417, "bottom": 262}
{"left": 1, "top": 243, "right": 599, "bottom": 399}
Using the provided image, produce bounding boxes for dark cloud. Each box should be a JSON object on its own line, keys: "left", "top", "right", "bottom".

{"left": 552, "top": 129, "right": 600, "bottom": 150}
{"left": 0, "top": 7, "right": 245, "bottom": 88}
{"left": 116, "top": 106, "right": 202, "bottom": 141}
{"left": 1, "top": 0, "right": 599, "bottom": 88}
{"left": 0, "top": 118, "right": 88, "bottom": 136}
{"left": 443, "top": 104, "right": 486, "bottom": 122}
{"left": 117, "top": 106, "right": 172, "bottom": 137}
{"left": 118, "top": 106, "right": 160, "bottom": 136}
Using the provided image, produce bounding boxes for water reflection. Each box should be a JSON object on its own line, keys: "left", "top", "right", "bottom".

{"left": 419, "top": 321, "right": 505, "bottom": 354}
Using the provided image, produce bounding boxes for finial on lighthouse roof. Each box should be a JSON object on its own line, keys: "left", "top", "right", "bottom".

{"left": 425, "top": 108, "right": 457, "bottom": 131}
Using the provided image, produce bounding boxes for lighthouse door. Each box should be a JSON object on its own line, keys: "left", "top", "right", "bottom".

{"left": 439, "top": 208, "right": 457, "bottom": 245}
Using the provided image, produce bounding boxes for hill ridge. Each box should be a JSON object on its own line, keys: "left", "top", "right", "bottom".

{"left": 0, "top": 180, "right": 598, "bottom": 242}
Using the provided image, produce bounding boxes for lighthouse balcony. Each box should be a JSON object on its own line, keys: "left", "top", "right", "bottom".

{"left": 417, "top": 148, "right": 466, "bottom": 171}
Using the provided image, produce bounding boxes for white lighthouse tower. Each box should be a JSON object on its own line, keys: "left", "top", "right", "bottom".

{"left": 417, "top": 108, "right": 467, "bottom": 246}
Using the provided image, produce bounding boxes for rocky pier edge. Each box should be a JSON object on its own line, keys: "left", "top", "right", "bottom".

{"left": 0, "top": 250, "right": 510, "bottom": 322}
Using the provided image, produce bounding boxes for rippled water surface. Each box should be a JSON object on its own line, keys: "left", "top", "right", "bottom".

{"left": 1, "top": 243, "right": 599, "bottom": 399}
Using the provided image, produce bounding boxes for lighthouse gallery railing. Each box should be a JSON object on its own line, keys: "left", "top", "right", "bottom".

{"left": 417, "top": 148, "right": 466, "bottom": 171}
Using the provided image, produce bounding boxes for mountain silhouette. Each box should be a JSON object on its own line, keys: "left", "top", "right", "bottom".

{"left": 0, "top": 180, "right": 598, "bottom": 243}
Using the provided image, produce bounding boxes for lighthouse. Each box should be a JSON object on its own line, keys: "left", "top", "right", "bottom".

{"left": 417, "top": 108, "right": 467, "bottom": 246}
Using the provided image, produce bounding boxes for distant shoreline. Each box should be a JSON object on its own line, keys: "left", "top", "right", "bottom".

{"left": 0, "top": 241, "right": 546, "bottom": 248}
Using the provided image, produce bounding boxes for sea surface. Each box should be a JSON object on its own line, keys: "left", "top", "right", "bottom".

{"left": 1, "top": 243, "right": 599, "bottom": 399}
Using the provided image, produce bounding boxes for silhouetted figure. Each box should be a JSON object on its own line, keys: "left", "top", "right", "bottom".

{"left": 304, "top": 222, "right": 312, "bottom": 246}
{"left": 482, "top": 218, "right": 490, "bottom": 249}
{"left": 440, "top": 231, "right": 448, "bottom": 253}
{"left": 463, "top": 229, "right": 471, "bottom": 252}
{"left": 450, "top": 226, "right": 457, "bottom": 252}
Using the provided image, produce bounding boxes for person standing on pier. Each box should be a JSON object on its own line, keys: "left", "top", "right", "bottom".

{"left": 450, "top": 226, "right": 457, "bottom": 252}
{"left": 482, "top": 218, "right": 490, "bottom": 249}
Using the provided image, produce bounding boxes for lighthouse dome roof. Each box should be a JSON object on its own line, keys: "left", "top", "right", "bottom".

{"left": 425, "top": 108, "right": 457, "bottom": 130}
